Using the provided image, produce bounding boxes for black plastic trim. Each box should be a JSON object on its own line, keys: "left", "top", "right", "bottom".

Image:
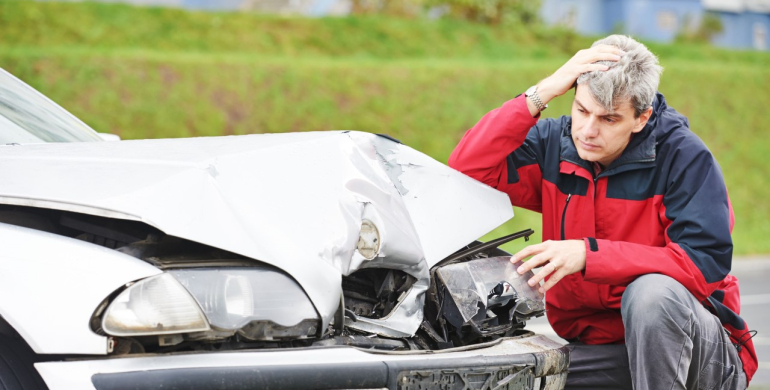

{"left": 92, "top": 361, "right": 389, "bottom": 390}
{"left": 434, "top": 229, "right": 535, "bottom": 269}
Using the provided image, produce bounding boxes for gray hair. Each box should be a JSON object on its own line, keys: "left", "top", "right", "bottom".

{"left": 576, "top": 35, "right": 663, "bottom": 117}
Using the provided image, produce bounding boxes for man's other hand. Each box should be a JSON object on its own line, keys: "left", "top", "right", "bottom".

{"left": 535, "top": 45, "right": 625, "bottom": 106}
{"left": 512, "top": 240, "right": 586, "bottom": 293}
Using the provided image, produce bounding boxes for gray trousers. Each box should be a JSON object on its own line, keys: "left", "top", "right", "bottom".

{"left": 564, "top": 274, "right": 747, "bottom": 390}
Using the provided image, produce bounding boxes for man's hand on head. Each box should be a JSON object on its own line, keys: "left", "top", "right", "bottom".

{"left": 526, "top": 45, "right": 624, "bottom": 117}
{"left": 512, "top": 240, "right": 586, "bottom": 293}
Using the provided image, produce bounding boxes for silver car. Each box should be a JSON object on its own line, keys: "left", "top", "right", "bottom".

{"left": 0, "top": 68, "right": 568, "bottom": 390}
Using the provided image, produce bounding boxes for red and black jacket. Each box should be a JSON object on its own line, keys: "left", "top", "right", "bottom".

{"left": 448, "top": 93, "right": 758, "bottom": 382}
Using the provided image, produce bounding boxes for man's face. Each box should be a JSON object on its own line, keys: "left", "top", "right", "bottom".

{"left": 570, "top": 85, "right": 651, "bottom": 167}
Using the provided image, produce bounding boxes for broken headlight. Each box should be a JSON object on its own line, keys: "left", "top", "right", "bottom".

{"left": 435, "top": 257, "right": 544, "bottom": 337}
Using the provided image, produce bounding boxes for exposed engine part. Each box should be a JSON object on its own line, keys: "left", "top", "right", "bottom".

{"left": 325, "top": 230, "right": 541, "bottom": 352}
{"left": 342, "top": 269, "right": 416, "bottom": 319}
{"left": 236, "top": 319, "right": 318, "bottom": 341}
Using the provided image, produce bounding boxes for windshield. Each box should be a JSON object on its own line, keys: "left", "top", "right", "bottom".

{"left": 0, "top": 68, "right": 102, "bottom": 144}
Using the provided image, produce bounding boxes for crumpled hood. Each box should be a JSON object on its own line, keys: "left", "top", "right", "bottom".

{"left": 0, "top": 131, "right": 513, "bottom": 335}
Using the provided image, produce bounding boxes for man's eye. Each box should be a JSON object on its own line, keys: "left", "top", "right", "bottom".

{"left": 577, "top": 108, "right": 586, "bottom": 114}
{"left": 604, "top": 117, "right": 615, "bottom": 123}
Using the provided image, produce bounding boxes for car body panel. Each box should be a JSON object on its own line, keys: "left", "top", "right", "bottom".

{"left": 0, "top": 131, "right": 513, "bottom": 339}
{"left": 0, "top": 223, "right": 161, "bottom": 354}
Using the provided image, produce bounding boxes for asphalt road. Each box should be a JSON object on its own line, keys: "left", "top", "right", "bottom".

{"left": 525, "top": 256, "right": 770, "bottom": 389}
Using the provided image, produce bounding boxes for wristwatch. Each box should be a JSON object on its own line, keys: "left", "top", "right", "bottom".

{"left": 525, "top": 85, "right": 548, "bottom": 112}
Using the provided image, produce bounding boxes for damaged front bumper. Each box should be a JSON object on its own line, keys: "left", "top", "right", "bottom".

{"left": 36, "top": 333, "right": 568, "bottom": 390}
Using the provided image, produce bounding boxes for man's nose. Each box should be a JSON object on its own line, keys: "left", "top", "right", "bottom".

{"left": 583, "top": 116, "right": 600, "bottom": 138}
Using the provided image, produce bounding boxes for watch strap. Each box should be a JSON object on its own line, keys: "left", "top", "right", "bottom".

{"left": 526, "top": 86, "right": 547, "bottom": 112}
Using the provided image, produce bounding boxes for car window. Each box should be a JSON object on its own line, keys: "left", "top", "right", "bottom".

{"left": 0, "top": 68, "right": 102, "bottom": 144}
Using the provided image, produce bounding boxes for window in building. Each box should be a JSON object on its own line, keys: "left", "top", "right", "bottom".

{"left": 754, "top": 23, "right": 767, "bottom": 50}
{"left": 557, "top": 6, "right": 578, "bottom": 29}
{"left": 657, "top": 10, "right": 678, "bottom": 31}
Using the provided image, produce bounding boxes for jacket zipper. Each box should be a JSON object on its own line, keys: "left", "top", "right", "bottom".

{"left": 559, "top": 156, "right": 653, "bottom": 241}
{"left": 561, "top": 194, "right": 572, "bottom": 240}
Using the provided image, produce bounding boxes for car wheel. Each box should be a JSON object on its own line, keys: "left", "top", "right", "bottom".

{"left": 0, "top": 336, "right": 48, "bottom": 390}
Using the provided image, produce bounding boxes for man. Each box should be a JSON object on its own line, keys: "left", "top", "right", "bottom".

{"left": 448, "top": 35, "right": 757, "bottom": 389}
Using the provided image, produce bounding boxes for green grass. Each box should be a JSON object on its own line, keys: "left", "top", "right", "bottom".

{"left": 3, "top": 0, "right": 769, "bottom": 64}
{"left": 1, "top": 1, "right": 769, "bottom": 254}
{"left": 0, "top": 0, "right": 570, "bottom": 59}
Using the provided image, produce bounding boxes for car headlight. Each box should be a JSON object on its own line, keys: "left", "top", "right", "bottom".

{"left": 102, "top": 273, "right": 210, "bottom": 336}
{"left": 101, "top": 268, "right": 320, "bottom": 340}
{"left": 169, "top": 268, "right": 319, "bottom": 338}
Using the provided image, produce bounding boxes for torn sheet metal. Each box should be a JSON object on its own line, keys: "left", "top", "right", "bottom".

{"left": 0, "top": 131, "right": 513, "bottom": 337}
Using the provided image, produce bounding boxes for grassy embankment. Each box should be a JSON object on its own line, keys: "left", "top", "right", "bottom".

{"left": 1, "top": 1, "right": 769, "bottom": 254}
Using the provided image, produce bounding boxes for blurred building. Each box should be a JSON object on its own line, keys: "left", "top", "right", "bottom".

{"left": 703, "top": 0, "right": 770, "bottom": 50}
{"left": 540, "top": 0, "right": 770, "bottom": 50}
{"left": 40, "top": 0, "right": 769, "bottom": 50}
{"left": 242, "top": 0, "right": 351, "bottom": 15}
{"left": 40, "top": 0, "right": 352, "bottom": 16}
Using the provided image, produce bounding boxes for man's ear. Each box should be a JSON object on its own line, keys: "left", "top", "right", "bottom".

{"left": 632, "top": 107, "right": 653, "bottom": 134}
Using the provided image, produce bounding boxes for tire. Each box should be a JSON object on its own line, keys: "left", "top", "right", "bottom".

{"left": 0, "top": 336, "right": 47, "bottom": 390}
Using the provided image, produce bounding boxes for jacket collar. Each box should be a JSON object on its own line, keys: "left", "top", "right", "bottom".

{"left": 559, "top": 93, "right": 665, "bottom": 178}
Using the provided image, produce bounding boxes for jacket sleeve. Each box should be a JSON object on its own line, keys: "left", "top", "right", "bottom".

{"left": 583, "top": 146, "right": 734, "bottom": 301}
{"left": 448, "top": 95, "right": 546, "bottom": 212}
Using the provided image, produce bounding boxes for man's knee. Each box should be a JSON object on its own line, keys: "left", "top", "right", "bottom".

{"left": 621, "top": 273, "right": 692, "bottom": 322}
